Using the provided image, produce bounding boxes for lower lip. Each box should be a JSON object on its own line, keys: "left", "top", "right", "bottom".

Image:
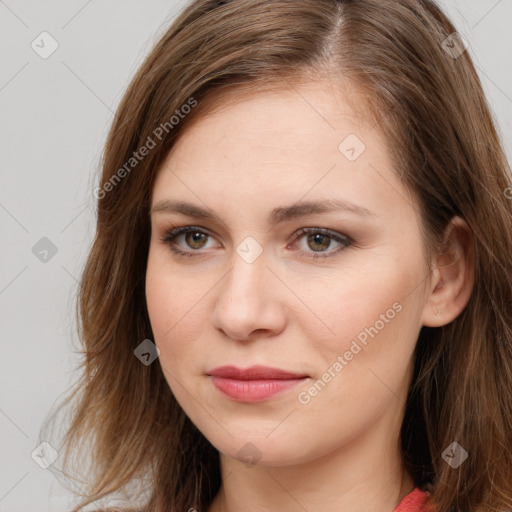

{"left": 210, "top": 376, "right": 307, "bottom": 402}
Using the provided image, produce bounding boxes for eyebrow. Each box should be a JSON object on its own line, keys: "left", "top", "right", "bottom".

{"left": 150, "top": 198, "right": 378, "bottom": 226}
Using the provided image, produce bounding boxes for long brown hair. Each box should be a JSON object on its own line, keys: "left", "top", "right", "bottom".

{"left": 40, "top": 0, "right": 512, "bottom": 511}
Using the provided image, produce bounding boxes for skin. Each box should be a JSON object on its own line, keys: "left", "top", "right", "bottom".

{"left": 145, "top": 79, "right": 474, "bottom": 512}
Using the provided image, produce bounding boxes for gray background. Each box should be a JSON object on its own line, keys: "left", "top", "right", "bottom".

{"left": 0, "top": 1, "right": 511, "bottom": 510}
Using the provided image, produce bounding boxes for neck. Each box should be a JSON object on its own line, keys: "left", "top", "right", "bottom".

{"left": 208, "top": 426, "right": 415, "bottom": 512}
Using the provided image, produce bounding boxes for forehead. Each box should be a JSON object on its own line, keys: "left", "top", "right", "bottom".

{"left": 179, "top": 75, "right": 377, "bottom": 142}
{"left": 162, "top": 79, "right": 384, "bottom": 166}
{"left": 150, "top": 79, "right": 406, "bottom": 227}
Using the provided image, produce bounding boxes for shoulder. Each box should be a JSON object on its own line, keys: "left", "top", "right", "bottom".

{"left": 394, "top": 486, "right": 431, "bottom": 512}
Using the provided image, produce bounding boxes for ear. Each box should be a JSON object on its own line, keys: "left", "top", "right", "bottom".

{"left": 421, "top": 216, "right": 475, "bottom": 327}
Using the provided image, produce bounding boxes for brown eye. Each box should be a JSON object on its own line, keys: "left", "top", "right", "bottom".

{"left": 162, "top": 226, "right": 219, "bottom": 258}
{"left": 306, "top": 233, "right": 331, "bottom": 252}
{"left": 184, "top": 231, "right": 208, "bottom": 249}
{"left": 292, "top": 227, "right": 352, "bottom": 260}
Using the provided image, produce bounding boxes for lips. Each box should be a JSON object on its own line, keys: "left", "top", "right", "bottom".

{"left": 207, "top": 365, "right": 309, "bottom": 380}
{"left": 207, "top": 365, "right": 309, "bottom": 402}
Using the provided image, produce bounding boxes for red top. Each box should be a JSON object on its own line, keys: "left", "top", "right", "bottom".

{"left": 393, "top": 487, "right": 430, "bottom": 511}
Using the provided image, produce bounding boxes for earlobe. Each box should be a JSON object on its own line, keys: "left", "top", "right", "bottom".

{"left": 421, "top": 216, "right": 475, "bottom": 328}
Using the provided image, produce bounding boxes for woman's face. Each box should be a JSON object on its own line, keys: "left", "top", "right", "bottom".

{"left": 146, "top": 80, "right": 432, "bottom": 467}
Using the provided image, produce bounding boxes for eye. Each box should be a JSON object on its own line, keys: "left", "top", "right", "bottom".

{"left": 290, "top": 227, "right": 352, "bottom": 260}
{"left": 161, "top": 226, "right": 219, "bottom": 258}
{"left": 160, "top": 225, "right": 352, "bottom": 260}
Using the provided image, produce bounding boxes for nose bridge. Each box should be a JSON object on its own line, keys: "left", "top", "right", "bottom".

{"left": 212, "top": 244, "right": 284, "bottom": 339}
{"left": 221, "top": 248, "right": 267, "bottom": 311}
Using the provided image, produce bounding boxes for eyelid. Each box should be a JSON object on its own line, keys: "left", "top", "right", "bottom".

{"left": 289, "top": 227, "right": 352, "bottom": 259}
{"left": 161, "top": 225, "right": 220, "bottom": 248}
{"left": 291, "top": 226, "right": 351, "bottom": 245}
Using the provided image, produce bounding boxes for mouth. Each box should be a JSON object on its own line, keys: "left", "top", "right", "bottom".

{"left": 207, "top": 365, "right": 310, "bottom": 402}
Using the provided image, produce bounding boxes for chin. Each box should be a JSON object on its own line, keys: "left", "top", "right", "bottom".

{"left": 203, "top": 427, "right": 319, "bottom": 468}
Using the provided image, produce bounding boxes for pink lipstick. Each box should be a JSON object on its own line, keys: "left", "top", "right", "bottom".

{"left": 207, "top": 365, "right": 309, "bottom": 402}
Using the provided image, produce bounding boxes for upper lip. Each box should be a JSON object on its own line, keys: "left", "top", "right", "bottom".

{"left": 208, "top": 365, "right": 309, "bottom": 380}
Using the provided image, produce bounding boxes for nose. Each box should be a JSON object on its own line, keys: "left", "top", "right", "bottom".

{"left": 211, "top": 248, "right": 287, "bottom": 342}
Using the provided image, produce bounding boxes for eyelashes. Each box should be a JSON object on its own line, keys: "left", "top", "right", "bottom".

{"left": 160, "top": 225, "right": 353, "bottom": 260}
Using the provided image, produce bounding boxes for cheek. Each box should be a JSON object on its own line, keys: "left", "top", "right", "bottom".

{"left": 300, "top": 253, "right": 425, "bottom": 375}
{"left": 291, "top": 261, "right": 423, "bottom": 429}
{"left": 145, "top": 250, "right": 211, "bottom": 365}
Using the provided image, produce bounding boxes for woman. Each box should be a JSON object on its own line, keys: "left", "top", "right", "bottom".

{"left": 41, "top": 0, "right": 512, "bottom": 511}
